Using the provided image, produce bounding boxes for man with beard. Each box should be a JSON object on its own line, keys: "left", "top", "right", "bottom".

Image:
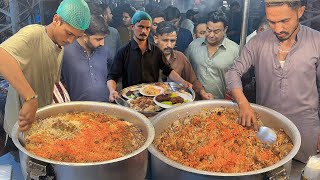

{"left": 0, "top": 0, "right": 90, "bottom": 133}
{"left": 107, "top": 11, "right": 192, "bottom": 102}
{"left": 116, "top": 4, "right": 136, "bottom": 46}
{"left": 186, "top": 11, "right": 239, "bottom": 99}
{"left": 225, "top": 0, "right": 320, "bottom": 163}
{"left": 101, "top": 4, "right": 121, "bottom": 59}
{"left": 154, "top": 21, "right": 213, "bottom": 100}
{"left": 61, "top": 15, "right": 112, "bottom": 102}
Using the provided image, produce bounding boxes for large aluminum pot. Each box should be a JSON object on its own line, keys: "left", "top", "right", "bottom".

{"left": 148, "top": 100, "right": 301, "bottom": 180}
{"left": 11, "top": 101, "right": 155, "bottom": 180}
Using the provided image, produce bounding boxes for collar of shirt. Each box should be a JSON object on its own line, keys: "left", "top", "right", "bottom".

{"left": 130, "top": 39, "right": 152, "bottom": 52}
{"left": 200, "top": 37, "right": 227, "bottom": 50}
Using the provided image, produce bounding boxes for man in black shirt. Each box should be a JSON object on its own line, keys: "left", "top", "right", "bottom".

{"left": 107, "top": 11, "right": 192, "bottom": 102}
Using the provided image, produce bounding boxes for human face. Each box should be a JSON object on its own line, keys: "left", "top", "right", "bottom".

{"left": 154, "top": 32, "right": 177, "bottom": 56}
{"left": 84, "top": 34, "right": 105, "bottom": 51}
{"left": 132, "top": 20, "right": 151, "bottom": 41}
{"left": 205, "top": 21, "right": 226, "bottom": 46}
{"left": 266, "top": 4, "right": 304, "bottom": 41}
{"left": 52, "top": 15, "right": 84, "bottom": 46}
{"left": 151, "top": 17, "right": 165, "bottom": 35}
{"left": 122, "top": 12, "right": 131, "bottom": 27}
{"left": 194, "top": 23, "right": 207, "bottom": 39}
{"left": 103, "top": 7, "right": 113, "bottom": 23}
{"left": 169, "top": 17, "right": 180, "bottom": 28}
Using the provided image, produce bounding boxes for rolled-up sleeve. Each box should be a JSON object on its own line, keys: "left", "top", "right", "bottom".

{"left": 225, "top": 41, "right": 256, "bottom": 91}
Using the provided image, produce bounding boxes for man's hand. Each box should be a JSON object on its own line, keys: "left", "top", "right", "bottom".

{"left": 182, "top": 81, "right": 192, "bottom": 89}
{"left": 200, "top": 90, "right": 214, "bottom": 100}
{"left": 109, "top": 90, "right": 119, "bottom": 102}
{"left": 18, "top": 99, "right": 38, "bottom": 131}
{"left": 238, "top": 101, "right": 258, "bottom": 130}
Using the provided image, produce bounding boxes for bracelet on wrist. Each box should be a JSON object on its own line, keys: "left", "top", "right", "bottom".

{"left": 25, "top": 94, "right": 38, "bottom": 102}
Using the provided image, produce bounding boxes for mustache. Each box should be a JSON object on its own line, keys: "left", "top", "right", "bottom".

{"left": 164, "top": 47, "right": 173, "bottom": 52}
{"left": 139, "top": 33, "right": 147, "bottom": 37}
{"left": 275, "top": 31, "right": 289, "bottom": 36}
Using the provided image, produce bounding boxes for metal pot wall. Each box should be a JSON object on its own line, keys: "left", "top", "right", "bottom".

{"left": 148, "top": 100, "right": 301, "bottom": 180}
{"left": 11, "top": 101, "right": 155, "bottom": 180}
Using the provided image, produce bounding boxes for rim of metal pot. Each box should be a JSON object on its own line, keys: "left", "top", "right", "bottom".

{"left": 12, "top": 101, "right": 155, "bottom": 166}
{"left": 148, "top": 100, "right": 301, "bottom": 176}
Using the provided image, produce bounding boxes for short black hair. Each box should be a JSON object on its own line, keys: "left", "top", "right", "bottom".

{"left": 87, "top": 2, "right": 103, "bottom": 16}
{"left": 149, "top": 10, "right": 166, "bottom": 21}
{"left": 155, "top": 21, "right": 177, "bottom": 36}
{"left": 193, "top": 17, "right": 207, "bottom": 33}
{"left": 101, "top": 4, "right": 110, "bottom": 15}
{"left": 207, "top": 11, "right": 228, "bottom": 28}
{"left": 230, "top": 1, "right": 241, "bottom": 8}
{"left": 265, "top": 1, "right": 301, "bottom": 9}
{"left": 120, "top": 3, "right": 136, "bottom": 17}
{"left": 164, "top": 6, "right": 181, "bottom": 21}
{"left": 85, "top": 15, "right": 109, "bottom": 36}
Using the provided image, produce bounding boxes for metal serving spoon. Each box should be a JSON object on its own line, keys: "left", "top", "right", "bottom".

{"left": 256, "top": 126, "right": 277, "bottom": 144}
{"left": 115, "top": 96, "right": 130, "bottom": 107}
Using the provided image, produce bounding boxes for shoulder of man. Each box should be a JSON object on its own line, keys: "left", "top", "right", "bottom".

{"left": 188, "top": 38, "right": 205, "bottom": 49}
{"left": 1, "top": 24, "right": 44, "bottom": 46}
{"left": 224, "top": 38, "right": 240, "bottom": 52}
{"left": 108, "top": 26, "right": 120, "bottom": 35}
{"left": 174, "top": 50, "right": 188, "bottom": 60}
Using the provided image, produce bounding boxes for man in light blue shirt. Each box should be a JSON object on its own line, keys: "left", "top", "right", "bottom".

{"left": 186, "top": 11, "right": 239, "bottom": 99}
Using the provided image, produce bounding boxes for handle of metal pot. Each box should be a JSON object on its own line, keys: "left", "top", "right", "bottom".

{"left": 264, "top": 165, "right": 289, "bottom": 180}
{"left": 26, "top": 157, "right": 56, "bottom": 180}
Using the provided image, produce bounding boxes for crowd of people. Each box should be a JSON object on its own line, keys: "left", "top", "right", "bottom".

{"left": 0, "top": 0, "right": 319, "bottom": 165}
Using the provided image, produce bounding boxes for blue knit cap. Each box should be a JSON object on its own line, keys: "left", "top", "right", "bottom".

{"left": 131, "top": 11, "right": 152, "bottom": 25}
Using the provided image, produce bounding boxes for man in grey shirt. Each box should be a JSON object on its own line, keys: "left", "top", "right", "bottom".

{"left": 102, "top": 4, "right": 121, "bottom": 58}
{"left": 225, "top": 0, "right": 320, "bottom": 163}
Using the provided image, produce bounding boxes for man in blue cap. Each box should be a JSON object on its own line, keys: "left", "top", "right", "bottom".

{"left": 107, "top": 11, "right": 192, "bottom": 102}
{"left": 0, "top": 0, "right": 91, "bottom": 135}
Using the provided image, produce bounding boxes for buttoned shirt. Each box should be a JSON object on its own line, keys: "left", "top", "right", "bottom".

{"left": 61, "top": 40, "right": 112, "bottom": 102}
{"left": 165, "top": 50, "right": 205, "bottom": 95}
{"left": 107, "top": 39, "right": 172, "bottom": 88}
{"left": 225, "top": 25, "right": 320, "bottom": 162}
{"left": 186, "top": 37, "right": 239, "bottom": 99}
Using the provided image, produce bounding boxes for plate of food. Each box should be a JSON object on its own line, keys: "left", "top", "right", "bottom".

{"left": 139, "top": 85, "right": 164, "bottom": 97}
{"left": 121, "top": 87, "right": 141, "bottom": 99}
{"left": 153, "top": 92, "right": 193, "bottom": 109}
{"left": 127, "top": 96, "right": 162, "bottom": 112}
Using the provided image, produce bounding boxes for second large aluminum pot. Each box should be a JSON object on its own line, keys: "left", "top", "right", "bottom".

{"left": 11, "top": 101, "right": 155, "bottom": 180}
{"left": 148, "top": 100, "right": 301, "bottom": 180}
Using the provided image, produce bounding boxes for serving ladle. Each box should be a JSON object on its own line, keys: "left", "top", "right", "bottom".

{"left": 256, "top": 126, "right": 277, "bottom": 144}
{"left": 232, "top": 101, "right": 277, "bottom": 144}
